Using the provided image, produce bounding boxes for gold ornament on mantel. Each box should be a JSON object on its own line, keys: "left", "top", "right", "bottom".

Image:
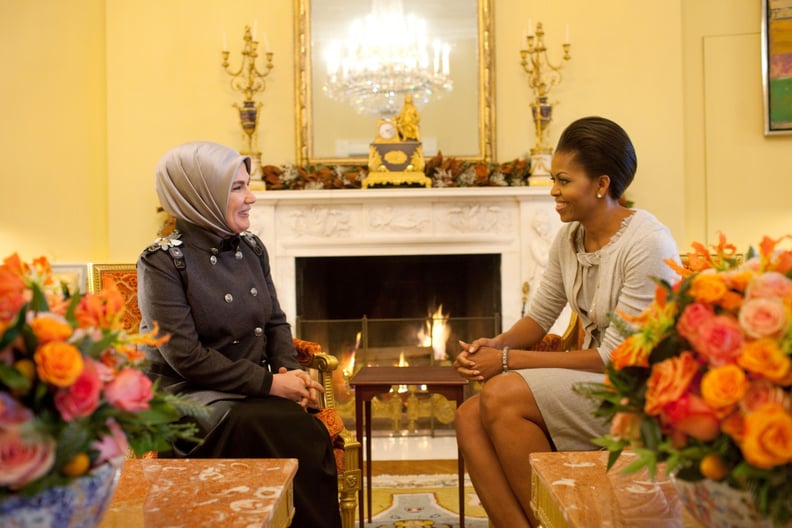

{"left": 364, "top": 95, "right": 431, "bottom": 188}
{"left": 221, "top": 24, "right": 274, "bottom": 188}
{"left": 520, "top": 21, "right": 571, "bottom": 185}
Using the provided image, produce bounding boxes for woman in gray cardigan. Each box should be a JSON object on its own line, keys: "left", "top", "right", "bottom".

{"left": 453, "top": 117, "right": 680, "bottom": 528}
{"left": 137, "top": 142, "right": 341, "bottom": 528}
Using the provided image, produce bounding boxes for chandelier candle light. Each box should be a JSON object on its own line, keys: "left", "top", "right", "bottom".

{"left": 221, "top": 23, "right": 274, "bottom": 185}
{"left": 520, "top": 20, "right": 571, "bottom": 184}
{"left": 323, "top": 0, "right": 453, "bottom": 117}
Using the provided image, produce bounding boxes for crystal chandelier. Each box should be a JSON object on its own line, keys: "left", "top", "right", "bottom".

{"left": 322, "top": 0, "right": 453, "bottom": 117}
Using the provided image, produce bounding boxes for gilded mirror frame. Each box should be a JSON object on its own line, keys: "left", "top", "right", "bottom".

{"left": 294, "top": 0, "right": 495, "bottom": 166}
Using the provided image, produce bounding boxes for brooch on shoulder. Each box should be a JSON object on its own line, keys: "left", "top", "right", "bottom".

{"left": 146, "top": 230, "right": 183, "bottom": 253}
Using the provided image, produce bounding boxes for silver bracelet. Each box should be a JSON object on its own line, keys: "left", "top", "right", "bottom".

{"left": 501, "top": 346, "right": 510, "bottom": 373}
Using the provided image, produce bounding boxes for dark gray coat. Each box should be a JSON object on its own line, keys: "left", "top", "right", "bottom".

{"left": 137, "top": 220, "right": 300, "bottom": 406}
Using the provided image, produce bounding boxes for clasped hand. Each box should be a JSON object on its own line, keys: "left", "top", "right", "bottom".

{"left": 454, "top": 338, "right": 503, "bottom": 382}
{"left": 271, "top": 367, "right": 323, "bottom": 409}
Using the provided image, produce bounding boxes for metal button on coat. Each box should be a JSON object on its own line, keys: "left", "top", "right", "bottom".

{"left": 254, "top": 327, "right": 263, "bottom": 336}
{"left": 250, "top": 287, "right": 258, "bottom": 296}
{"left": 235, "top": 251, "right": 243, "bottom": 260}
{"left": 210, "top": 255, "right": 217, "bottom": 265}
{"left": 224, "top": 293, "right": 233, "bottom": 303}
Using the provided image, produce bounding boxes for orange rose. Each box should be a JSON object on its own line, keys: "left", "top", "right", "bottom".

{"left": 701, "top": 364, "right": 748, "bottom": 410}
{"left": 738, "top": 339, "right": 791, "bottom": 383}
{"left": 610, "top": 412, "right": 643, "bottom": 442}
{"left": 740, "top": 403, "right": 792, "bottom": 469}
{"left": 29, "top": 315, "right": 73, "bottom": 344}
{"left": 689, "top": 272, "right": 728, "bottom": 304}
{"left": 722, "top": 269, "right": 754, "bottom": 294}
{"left": 644, "top": 351, "right": 700, "bottom": 415}
{"left": 34, "top": 342, "right": 84, "bottom": 387}
{"left": 722, "top": 412, "right": 745, "bottom": 443}
{"left": 719, "top": 291, "right": 743, "bottom": 312}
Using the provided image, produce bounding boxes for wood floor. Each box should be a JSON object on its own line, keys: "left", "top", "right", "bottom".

{"left": 370, "top": 459, "right": 458, "bottom": 475}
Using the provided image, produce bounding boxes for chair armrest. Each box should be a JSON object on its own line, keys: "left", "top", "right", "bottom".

{"left": 307, "top": 351, "right": 339, "bottom": 372}
{"left": 293, "top": 338, "right": 341, "bottom": 410}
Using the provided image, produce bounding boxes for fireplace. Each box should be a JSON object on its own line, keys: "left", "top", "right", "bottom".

{"left": 249, "top": 186, "right": 562, "bottom": 433}
{"left": 295, "top": 253, "right": 502, "bottom": 368}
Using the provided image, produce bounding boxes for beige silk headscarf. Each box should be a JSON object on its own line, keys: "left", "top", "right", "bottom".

{"left": 155, "top": 142, "right": 251, "bottom": 237}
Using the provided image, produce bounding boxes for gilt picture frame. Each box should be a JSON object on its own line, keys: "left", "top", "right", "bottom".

{"left": 762, "top": 0, "right": 792, "bottom": 135}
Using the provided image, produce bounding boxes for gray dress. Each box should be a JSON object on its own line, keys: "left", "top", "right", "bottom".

{"left": 518, "top": 209, "right": 680, "bottom": 450}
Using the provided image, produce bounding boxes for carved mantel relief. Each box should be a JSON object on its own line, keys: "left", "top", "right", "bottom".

{"left": 249, "top": 188, "right": 560, "bottom": 331}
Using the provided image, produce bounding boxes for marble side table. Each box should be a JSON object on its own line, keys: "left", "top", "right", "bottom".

{"left": 530, "top": 451, "right": 703, "bottom": 528}
{"left": 100, "top": 458, "right": 297, "bottom": 527}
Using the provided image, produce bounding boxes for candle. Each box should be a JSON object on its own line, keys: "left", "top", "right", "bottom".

{"left": 223, "top": 32, "right": 228, "bottom": 52}
{"left": 433, "top": 40, "right": 441, "bottom": 75}
{"left": 263, "top": 31, "right": 271, "bottom": 53}
{"left": 252, "top": 20, "right": 258, "bottom": 41}
{"left": 527, "top": 18, "right": 533, "bottom": 36}
{"left": 565, "top": 24, "right": 570, "bottom": 44}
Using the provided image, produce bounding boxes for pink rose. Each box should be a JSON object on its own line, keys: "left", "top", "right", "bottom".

{"left": 0, "top": 392, "right": 33, "bottom": 427}
{"left": 663, "top": 393, "right": 721, "bottom": 442}
{"left": 92, "top": 418, "right": 129, "bottom": 465}
{"left": 741, "top": 379, "right": 789, "bottom": 413}
{"left": 0, "top": 428, "right": 56, "bottom": 489}
{"left": 694, "top": 315, "right": 744, "bottom": 366}
{"left": 55, "top": 359, "right": 102, "bottom": 421}
{"left": 746, "top": 271, "right": 792, "bottom": 301}
{"left": 677, "top": 303, "right": 715, "bottom": 344}
{"left": 104, "top": 367, "right": 153, "bottom": 412}
{"left": 739, "top": 298, "right": 788, "bottom": 339}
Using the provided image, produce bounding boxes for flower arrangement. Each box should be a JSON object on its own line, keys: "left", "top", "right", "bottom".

{"left": 0, "top": 253, "right": 201, "bottom": 498}
{"left": 261, "top": 153, "right": 532, "bottom": 190}
{"left": 576, "top": 234, "right": 792, "bottom": 525}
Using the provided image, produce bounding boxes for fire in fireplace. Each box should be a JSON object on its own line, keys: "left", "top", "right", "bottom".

{"left": 295, "top": 253, "right": 501, "bottom": 368}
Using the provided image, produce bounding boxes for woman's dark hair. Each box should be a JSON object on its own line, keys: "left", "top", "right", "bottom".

{"left": 555, "top": 116, "right": 637, "bottom": 199}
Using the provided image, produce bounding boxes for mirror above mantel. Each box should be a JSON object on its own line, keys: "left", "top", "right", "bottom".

{"left": 294, "top": 0, "right": 495, "bottom": 166}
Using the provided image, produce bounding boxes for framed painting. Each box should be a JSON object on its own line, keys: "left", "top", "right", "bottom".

{"left": 762, "top": 0, "right": 792, "bottom": 135}
{"left": 50, "top": 263, "right": 89, "bottom": 296}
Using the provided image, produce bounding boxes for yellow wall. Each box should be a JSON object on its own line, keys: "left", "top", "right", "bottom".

{"left": 495, "top": 0, "right": 686, "bottom": 246}
{"left": 1, "top": 0, "right": 790, "bottom": 263}
{"left": 682, "top": 0, "right": 792, "bottom": 250}
{"left": 0, "top": 0, "right": 108, "bottom": 262}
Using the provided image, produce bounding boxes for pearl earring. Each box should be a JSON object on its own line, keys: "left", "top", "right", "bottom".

{"left": 596, "top": 193, "right": 602, "bottom": 199}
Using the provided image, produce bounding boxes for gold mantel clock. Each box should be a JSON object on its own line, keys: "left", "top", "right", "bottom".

{"left": 363, "top": 116, "right": 431, "bottom": 188}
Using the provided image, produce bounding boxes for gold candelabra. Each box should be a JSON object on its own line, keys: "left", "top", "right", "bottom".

{"left": 520, "top": 22, "right": 571, "bottom": 182}
{"left": 221, "top": 25, "right": 274, "bottom": 181}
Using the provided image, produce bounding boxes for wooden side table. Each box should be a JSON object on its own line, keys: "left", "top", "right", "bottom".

{"left": 350, "top": 366, "right": 468, "bottom": 528}
{"left": 530, "top": 451, "right": 702, "bottom": 527}
{"left": 100, "top": 458, "right": 297, "bottom": 528}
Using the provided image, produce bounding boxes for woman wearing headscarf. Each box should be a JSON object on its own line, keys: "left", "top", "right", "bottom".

{"left": 137, "top": 141, "right": 342, "bottom": 528}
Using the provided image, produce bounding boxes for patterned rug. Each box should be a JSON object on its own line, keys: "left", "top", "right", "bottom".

{"left": 365, "top": 473, "right": 489, "bottom": 528}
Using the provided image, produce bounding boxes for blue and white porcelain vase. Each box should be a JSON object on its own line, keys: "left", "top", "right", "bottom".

{"left": 673, "top": 477, "right": 791, "bottom": 528}
{"left": 0, "top": 462, "right": 121, "bottom": 528}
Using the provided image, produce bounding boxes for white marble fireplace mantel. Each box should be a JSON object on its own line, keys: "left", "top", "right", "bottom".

{"left": 249, "top": 187, "right": 562, "bottom": 332}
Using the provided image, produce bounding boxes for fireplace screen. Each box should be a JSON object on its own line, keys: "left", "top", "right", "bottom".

{"left": 294, "top": 254, "right": 501, "bottom": 435}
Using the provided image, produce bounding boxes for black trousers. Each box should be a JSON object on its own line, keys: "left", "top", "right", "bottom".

{"left": 189, "top": 397, "right": 342, "bottom": 528}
